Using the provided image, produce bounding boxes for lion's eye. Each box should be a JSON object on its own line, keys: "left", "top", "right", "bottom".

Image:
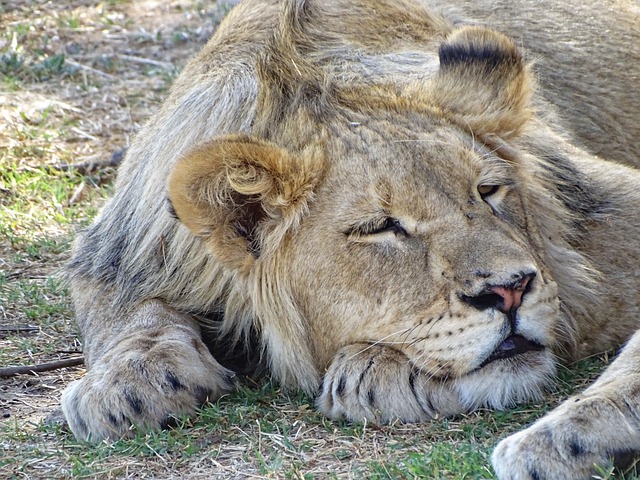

{"left": 368, "top": 217, "right": 408, "bottom": 236}
{"left": 348, "top": 217, "right": 408, "bottom": 237}
{"left": 477, "top": 184, "right": 500, "bottom": 200}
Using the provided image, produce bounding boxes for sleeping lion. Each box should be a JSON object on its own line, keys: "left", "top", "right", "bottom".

{"left": 61, "top": 0, "right": 640, "bottom": 478}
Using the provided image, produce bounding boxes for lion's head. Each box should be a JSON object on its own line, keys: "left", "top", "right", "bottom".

{"left": 167, "top": 3, "right": 595, "bottom": 415}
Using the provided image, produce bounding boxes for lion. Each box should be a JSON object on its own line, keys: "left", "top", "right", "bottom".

{"left": 61, "top": 0, "right": 640, "bottom": 478}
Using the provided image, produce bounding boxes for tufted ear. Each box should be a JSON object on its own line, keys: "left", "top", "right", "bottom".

{"left": 430, "top": 26, "right": 534, "bottom": 138}
{"left": 167, "top": 134, "right": 324, "bottom": 273}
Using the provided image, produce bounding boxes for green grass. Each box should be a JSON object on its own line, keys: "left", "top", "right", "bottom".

{"left": 2, "top": 360, "right": 635, "bottom": 479}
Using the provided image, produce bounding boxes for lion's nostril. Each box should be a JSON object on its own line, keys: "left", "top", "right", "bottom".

{"left": 460, "top": 272, "right": 536, "bottom": 313}
{"left": 460, "top": 292, "right": 504, "bottom": 311}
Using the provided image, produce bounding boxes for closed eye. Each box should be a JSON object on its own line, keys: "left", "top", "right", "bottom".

{"left": 346, "top": 217, "right": 408, "bottom": 237}
{"left": 368, "top": 217, "right": 408, "bottom": 236}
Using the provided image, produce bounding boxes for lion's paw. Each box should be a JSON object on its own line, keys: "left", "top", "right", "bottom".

{"left": 62, "top": 327, "right": 237, "bottom": 441}
{"left": 316, "top": 344, "right": 440, "bottom": 424}
{"left": 492, "top": 395, "right": 640, "bottom": 480}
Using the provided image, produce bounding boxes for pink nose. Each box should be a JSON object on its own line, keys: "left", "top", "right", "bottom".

{"left": 490, "top": 275, "right": 532, "bottom": 313}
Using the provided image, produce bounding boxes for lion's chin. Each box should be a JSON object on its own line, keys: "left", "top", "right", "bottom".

{"left": 451, "top": 349, "right": 556, "bottom": 413}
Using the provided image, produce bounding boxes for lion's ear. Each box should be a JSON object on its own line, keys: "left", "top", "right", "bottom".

{"left": 167, "top": 134, "right": 324, "bottom": 272}
{"left": 431, "top": 26, "right": 533, "bottom": 138}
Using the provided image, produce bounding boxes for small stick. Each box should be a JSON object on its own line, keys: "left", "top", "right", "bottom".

{"left": 17, "top": 150, "right": 126, "bottom": 175}
{"left": 50, "top": 149, "right": 125, "bottom": 174}
{"left": 76, "top": 53, "right": 174, "bottom": 70}
{"left": 65, "top": 59, "right": 118, "bottom": 80}
{"left": 0, "top": 357, "right": 84, "bottom": 378}
{"left": 118, "top": 54, "right": 174, "bottom": 70}
{"left": 0, "top": 325, "right": 39, "bottom": 334}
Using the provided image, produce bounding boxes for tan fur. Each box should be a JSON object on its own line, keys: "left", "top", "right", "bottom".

{"left": 61, "top": 0, "right": 640, "bottom": 476}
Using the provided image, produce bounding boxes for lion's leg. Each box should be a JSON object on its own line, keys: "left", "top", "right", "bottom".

{"left": 492, "top": 331, "right": 640, "bottom": 480}
{"left": 316, "top": 344, "right": 462, "bottom": 424}
{"left": 61, "top": 284, "right": 237, "bottom": 442}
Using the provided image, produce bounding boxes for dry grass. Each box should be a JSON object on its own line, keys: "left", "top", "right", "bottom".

{"left": 0, "top": 1, "right": 632, "bottom": 479}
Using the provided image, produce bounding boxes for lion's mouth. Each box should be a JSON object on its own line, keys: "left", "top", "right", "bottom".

{"left": 479, "top": 334, "right": 544, "bottom": 368}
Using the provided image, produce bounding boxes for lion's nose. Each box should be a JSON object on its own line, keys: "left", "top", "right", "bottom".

{"left": 489, "top": 275, "right": 532, "bottom": 313}
{"left": 460, "top": 272, "right": 535, "bottom": 313}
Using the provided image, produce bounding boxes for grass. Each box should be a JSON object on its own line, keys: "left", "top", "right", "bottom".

{"left": 0, "top": 358, "right": 630, "bottom": 479}
{"left": 0, "top": 0, "right": 638, "bottom": 479}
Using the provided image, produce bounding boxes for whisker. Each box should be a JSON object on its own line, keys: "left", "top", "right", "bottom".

{"left": 411, "top": 350, "right": 442, "bottom": 379}
{"left": 406, "top": 334, "right": 428, "bottom": 349}
{"left": 417, "top": 361, "right": 445, "bottom": 383}
{"left": 347, "top": 326, "right": 413, "bottom": 360}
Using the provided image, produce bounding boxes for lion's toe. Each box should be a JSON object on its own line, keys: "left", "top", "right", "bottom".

{"left": 61, "top": 334, "right": 237, "bottom": 442}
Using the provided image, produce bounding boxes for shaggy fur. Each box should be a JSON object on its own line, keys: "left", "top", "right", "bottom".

{"left": 62, "top": 0, "right": 640, "bottom": 478}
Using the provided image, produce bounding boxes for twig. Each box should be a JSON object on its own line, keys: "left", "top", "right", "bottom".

{"left": 118, "top": 54, "right": 174, "bottom": 70}
{"left": 65, "top": 59, "right": 118, "bottom": 80}
{"left": 17, "top": 149, "right": 126, "bottom": 175}
{"left": 0, "top": 357, "right": 84, "bottom": 378}
{"left": 0, "top": 325, "right": 39, "bottom": 334}
{"left": 0, "top": 325, "right": 39, "bottom": 338}
{"left": 76, "top": 53, "right": 175, "bottom": 70}
{"left": 50, "top": 149, "right": 125, "bottom": 175}
{"left": 68, "top": 182, "right": 85, "bottom": 205}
